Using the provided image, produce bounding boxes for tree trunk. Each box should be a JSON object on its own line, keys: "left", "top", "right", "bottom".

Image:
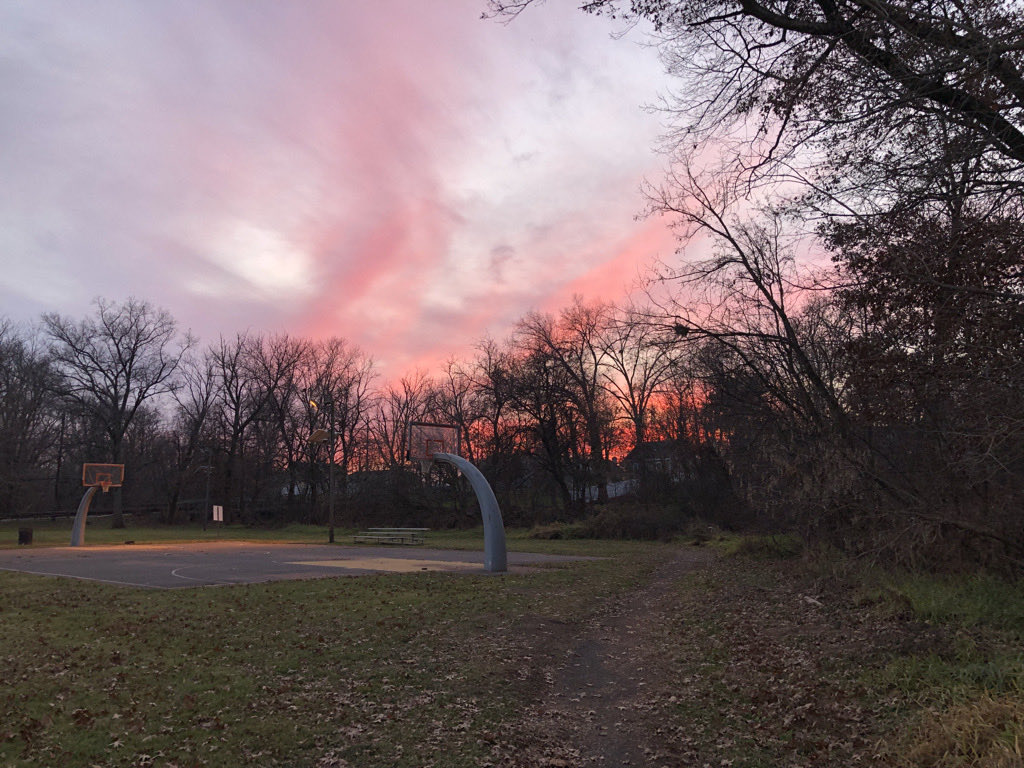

{"left": 111, "top": 441, "right": 125, "bottom": 528}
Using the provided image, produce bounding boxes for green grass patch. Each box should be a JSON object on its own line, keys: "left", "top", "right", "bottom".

{"left": 880, "top": 572, "right": 1024, "bottom": 637}
{"left": 0, "top": 519, "right": 341, "bottom": 549}
{"left": 707, "top": 532, "right": 803, "bottom": 559}
{"left": 434, "top": 526, "right": 656, "bottom": 558}
{"left": 866, "top": 577, "right": 1024, "bottom": 698}
{"left": 844, "top": 569, "right": 1024, "bottom": 765}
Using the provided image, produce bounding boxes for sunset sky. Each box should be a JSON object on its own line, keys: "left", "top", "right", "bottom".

{"left": 1, "top": 0, "right": 679, "bottom": 378}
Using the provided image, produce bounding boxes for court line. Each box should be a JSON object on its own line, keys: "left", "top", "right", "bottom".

{"left": 0, "top": 565, "right": 171, "bottom": 589}
{"left": 170, "top": 566, "right": 232, "bottom": 586}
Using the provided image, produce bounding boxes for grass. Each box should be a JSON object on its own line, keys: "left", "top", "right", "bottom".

{"left": 7, "top": 520, "right": 1024, "bottom": 766}
{"left": 0, "top": 519, "right": 334, "bottom": 548}
{"left": 855, "top": 571, "right": 1024, "bottom": 766}
{"left": 881, "top": 572, "right": 1024, "bottom": 637}
{"left": 0, "top": 531, "right": 669, "bottom": 767}
{"left": 705, "top": 531, "right": 804, "bottom": 559}
{"left": 634, "top": 536, "right": 1024, "bottom": 767}
{"left": 901, "top": 695, "right": 1024, "bottom": 768}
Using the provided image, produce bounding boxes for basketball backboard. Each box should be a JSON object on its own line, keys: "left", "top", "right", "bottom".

{"left": 407, "top": 422, "right": 460, "bottom": 474}
{"left": 82, "top": 463, "right": 125, "bottom": 493}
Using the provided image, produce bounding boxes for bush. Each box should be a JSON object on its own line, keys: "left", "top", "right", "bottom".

{"left": 527, "top": 505, "right": 686, "bottom": 541}
{"left": 527, "top": 522, "right": 589, "bottom": 540}
{"left": 576, "top": 504, "right": 684, "bottom": 541}
{"left": 715, "top": 533, "right": 804, "bottom": 559}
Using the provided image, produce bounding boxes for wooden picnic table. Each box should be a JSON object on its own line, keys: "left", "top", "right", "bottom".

{"left": 352, "top": 527, "right": 429, "bottom": 546}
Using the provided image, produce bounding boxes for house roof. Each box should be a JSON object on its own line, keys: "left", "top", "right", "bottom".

{"left": 625, "top": 439, "right": 680, "bottom": 462}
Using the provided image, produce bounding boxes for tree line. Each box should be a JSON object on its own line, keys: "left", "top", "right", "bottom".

{"left": 0, "top": 295, "right": 706, "bottom": 531}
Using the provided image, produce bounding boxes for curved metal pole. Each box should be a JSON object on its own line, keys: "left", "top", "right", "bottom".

{"left": 70, "top": 486, "right": 99, "bottom": 547}
{"left": 434, "top": 453, "right": 507, "bottom": 573}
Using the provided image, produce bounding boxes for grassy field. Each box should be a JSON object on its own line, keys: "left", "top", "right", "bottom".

{"left": 0, "top": 528, "right": 667, "bottom": 768}
{"left": 3, "top": 526, "right": 1024, "bottom": 767}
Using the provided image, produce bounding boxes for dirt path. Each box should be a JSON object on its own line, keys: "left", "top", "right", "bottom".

{"left": 498, "top": 547, "right": 713, "bottom": 766}
{"left": 484, "top": 545, "right": 969, "bottom": 767}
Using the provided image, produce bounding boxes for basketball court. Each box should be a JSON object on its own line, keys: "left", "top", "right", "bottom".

{"left": 11, "top": 425, "right": 541, "bottom": 588}
{"left": 0, "top": 541, "right": 591, "bottom": 589}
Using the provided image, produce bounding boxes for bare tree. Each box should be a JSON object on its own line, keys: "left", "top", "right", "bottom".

{"left": 601, "top": 304, "right": 677, "bottom": 446}
{"left": 492, "top": 0, "right": 1024, "bottom": 207}
{"left": 165, "top": 349, "right": 218, "bottom": 522}
{"left": 371, "top": 372, "right": 432, "bottom": 470}
{"left": 428, "top": 358, "right": 486, "bottom": 463}
{"left": 294, "top": 338, "right": 375, "bottom": 517}
{"left": 43, "top": 298, "right": 192, "bottom": 527}
{"left": 210, "top": 332, "right": 304, "bottom": 523}
{"left": 649, "top": 175, "right": 848, "bottom": 430}
{"left": 517, "top": 298, "right": 616, "bottom": 502}
{"left": 491, "top": 346, "right": 583, "bottom": 514}
{"left": 0, "top": 320, "right": 59, "bottom": 516}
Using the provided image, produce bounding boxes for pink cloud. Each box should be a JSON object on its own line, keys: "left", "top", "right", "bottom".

{"left": 1, "top": 1, "right": 676, "bottom": 382}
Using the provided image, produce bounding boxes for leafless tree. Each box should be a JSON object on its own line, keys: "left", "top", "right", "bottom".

{"left": 294, "top": 338, "right": 376, "bottom": 515}
{"left": 427, "top": 358, "right": 487, "bottom": 464}
{"left": 164, "top": 349, "right": 218, "bottom": 522}
{"left": 0, "top": 320, "right": 59, "bottom": 516}
{"left": 517, "top": 298, "right": 616, "bottom": 502}
{"left": 601, "top": 303, "right": 678, "bottom": 445}
{"left": 371, "top": 372, "right": 432, "bottom": 470}
{"left": 210, "top": 332, "right": 305, "bottom": 523}
{"left": 43, "top": 297, "right": 192, "bottom": 527}
{"left": 492, "top": 0, "right": 1024, "bottom": 207}
{"left": 491, "top": 345, "right": 586, "bottom": 514}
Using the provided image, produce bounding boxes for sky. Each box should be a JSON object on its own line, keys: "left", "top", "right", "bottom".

{"left": 0, "top": 0, "right": 679, "bottom": 379}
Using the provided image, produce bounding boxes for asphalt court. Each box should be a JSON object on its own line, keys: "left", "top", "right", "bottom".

{"left": 0, "top": 541, "right": 590, "bottom": 589}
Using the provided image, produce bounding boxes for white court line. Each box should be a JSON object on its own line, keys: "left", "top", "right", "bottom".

{"left": 0, "top": 565, "right": 171, "bottom": 589}
{"left": 169, "top": 567, "right": 232, "bottom": 586}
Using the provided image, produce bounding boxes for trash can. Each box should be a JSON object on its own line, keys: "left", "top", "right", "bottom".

{"left": 18, "top": 528, "right": 33, "bottom": 545}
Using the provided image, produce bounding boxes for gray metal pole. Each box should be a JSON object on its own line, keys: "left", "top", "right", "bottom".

{"left": 434, "top": 453, "right": 506, "bottom": 572}
{"left": 70, "top": 486, "right": 99, "bottom": 547}
{"left": 202, "top": 458, "right": 211, "bottom": 532}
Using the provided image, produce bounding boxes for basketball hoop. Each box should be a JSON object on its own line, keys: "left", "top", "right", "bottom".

{"left": 406, "top": 422, "right": 508, "bottom": 572}
{"left": 82, "top": 463, "right": 125, "bottom": 493}
{"left": 73, "top": 462, "right": 126, "bottom": 547}
{"left": 407, "top": 422, "right": 460, "bottom": 477}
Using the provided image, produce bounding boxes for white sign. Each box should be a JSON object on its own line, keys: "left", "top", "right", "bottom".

{"left": 212, "top": 505, "right": 223, "bottom": 522}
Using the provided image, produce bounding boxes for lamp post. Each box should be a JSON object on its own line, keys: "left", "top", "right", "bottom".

{"left": 309, "top": 392, "right": 336, "bottom": 544}
{"left": 200, "top": 452, "right": 212, "bottom": 531}
{"left": 324, "top": 392, "right": 335, "bottom": 544}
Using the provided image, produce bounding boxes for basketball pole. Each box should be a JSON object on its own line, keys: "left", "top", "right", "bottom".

{"left": 434, "top": 452, "right": 507, "bottom": 573}
{"left": 70, "top": 486, "right": 99, "bottom": 547}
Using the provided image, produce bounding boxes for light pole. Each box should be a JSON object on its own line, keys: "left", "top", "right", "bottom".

{"left": 309, "top": 392, "right": 336, "bottom": 544}
{"left": 200, "top": 452, "right": 212, "bottom": 531}
{"left": 324, "top": 392, "right": 335, "bottom": 544}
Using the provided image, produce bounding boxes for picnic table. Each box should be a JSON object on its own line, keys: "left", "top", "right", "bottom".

{"left": 352, "top": 527, "right": 428, "bottom": 546}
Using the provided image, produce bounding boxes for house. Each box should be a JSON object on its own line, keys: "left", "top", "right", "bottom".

{"left": 624, "top": 440, "right": 694, "bottom": 478}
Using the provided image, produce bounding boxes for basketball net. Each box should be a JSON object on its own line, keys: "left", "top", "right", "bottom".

{"left": 418, "top": 458, "right": 434, "bottom": 476}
